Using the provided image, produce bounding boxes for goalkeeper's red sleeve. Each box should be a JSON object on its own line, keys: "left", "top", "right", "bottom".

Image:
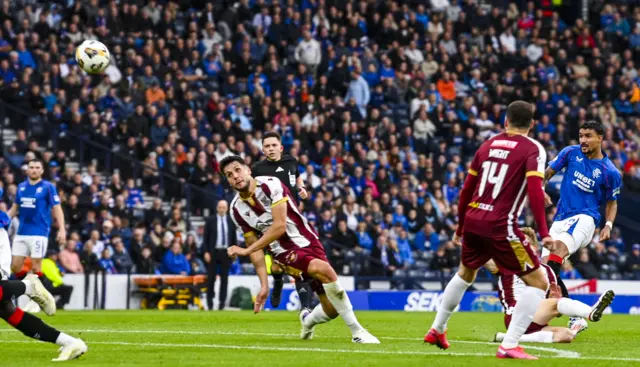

{"left": 456, "top": 173, "right": 479, "bottom": 237}
{"left": 526, "top": 175, "right": 549, "bottom": 238}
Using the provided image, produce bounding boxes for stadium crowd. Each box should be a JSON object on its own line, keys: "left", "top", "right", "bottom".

{"left": 0, "top": 0, "right": 640, "bottom": 284}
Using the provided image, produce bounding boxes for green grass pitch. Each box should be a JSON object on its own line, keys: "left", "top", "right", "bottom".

{"left": 1, "top": 310, "right": 639, "bottom": 366}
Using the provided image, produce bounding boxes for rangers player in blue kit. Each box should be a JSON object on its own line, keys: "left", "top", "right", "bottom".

{"left": 543, "top": 120, "right": 619, "bottom": 324}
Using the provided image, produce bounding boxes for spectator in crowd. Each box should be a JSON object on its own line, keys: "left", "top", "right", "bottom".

{"left": 162, "top": 240, "right": 191, "bottom": 276}
{"left": 626, "top": 244, "right": 640, "bottom": 279}
{"left": 99, "top": 249, "right": 117, "bottom": 274}
{"left": 58, "top": 239, "right": 84, "bottom": 274}
{"left": 111, "top": 236, "right": 133, "bottom": 274}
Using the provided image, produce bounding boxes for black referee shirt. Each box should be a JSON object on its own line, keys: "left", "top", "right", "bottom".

{"left": 251, "top": 155, "right": 300, "bottom": 193}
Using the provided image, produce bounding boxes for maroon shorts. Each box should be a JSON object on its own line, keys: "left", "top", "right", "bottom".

{"left": 461, "top": 228, "right": 540, "bottom": 276}
{"left": 504, "top": 314, "right": 547, "bottom": 334}
{"left": 273, "top": 241, "right": 328, "bottom": 295}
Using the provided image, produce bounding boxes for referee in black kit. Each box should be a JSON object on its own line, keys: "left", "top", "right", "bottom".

{"left": 251, "top": 132, "right": 312, "bottom": 311}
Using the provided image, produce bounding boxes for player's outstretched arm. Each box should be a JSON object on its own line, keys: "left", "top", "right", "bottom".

{"left": 542, "top": 167, "right": 557, "bottom": 207}
{"left": 52, "top": 204, "right": 67, "bottom": 244}
{"left": 599, "top": 200, "right": 618, "bottom": 242}
{"left": 7, "top": 203, "right": 18, "bottom": 218}
{"left": 245, "top": 234, "right": 269, "bottom": 313}
{"left": 543, "top": 167, "right": 557, "bottom": 186}
{"left": 526, "top": 175, "right": 550, "bottom": 239}
{"left": 454, "top": 169, "right": 480, "bottom": 244}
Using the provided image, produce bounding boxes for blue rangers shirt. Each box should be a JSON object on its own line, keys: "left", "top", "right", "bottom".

{"left": 15, "top": 180, "right": 61, "bottom": 237}
{"left": 549, "top": 145, "right": 622, "bottom": 225}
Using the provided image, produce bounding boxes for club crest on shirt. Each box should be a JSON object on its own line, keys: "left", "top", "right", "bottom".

{"left": 592, "top": 168, "right": 601, "bottom": 179}
{"left": 260, "top": 196, "right": 270, "bottom": 206}
{"left": 36, "top": 187, "right": 42, "bottom": 194}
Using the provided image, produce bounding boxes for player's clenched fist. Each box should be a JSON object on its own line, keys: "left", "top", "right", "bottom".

{"left": 227, "top": 245, "right": 248, "bottom": 258}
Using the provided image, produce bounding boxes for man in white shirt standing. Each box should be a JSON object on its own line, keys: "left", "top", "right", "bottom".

{"left": 295, "top": 30, "right": 322, "bottom": 75}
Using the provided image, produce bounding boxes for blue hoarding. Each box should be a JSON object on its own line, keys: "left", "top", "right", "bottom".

{"left": 266, "top": 290, "right": 640, "bottom": 315}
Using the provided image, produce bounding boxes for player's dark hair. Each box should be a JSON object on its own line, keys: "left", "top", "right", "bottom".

{"left": 219, "top": 155, "right": 246, "bottom": 173}
{"left": 580, "top": 120, "right": 604, "bottom": 136}
{"left": 506, "top": 101, "right": 534, "bottom": 129}
{"left": 27, "top": 158, "right": 44, "bottom": 167}
{"left": 262, "top": 131, "right": 282, "bottom": 143}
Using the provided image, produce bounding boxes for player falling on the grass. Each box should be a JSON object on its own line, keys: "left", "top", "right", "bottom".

{"left": 221, "top": 155, "right": 379, "bottom": 344}
{"left": 7, "top": 159, "right": 66, "bottom": 283}
{"left": 488, "top": 227, "right": 615, "bottom": 344}
{"left": 542, "top": 120, "right": 621, "bottom": 326}
{"left": 0, "top": 191, "right": 87, "bottom": 361}
{"left": 251, "top": 132, "right": 312, "bottom": 311}
{"left": 425, "top": 101, "right": 553, "bottom": 360}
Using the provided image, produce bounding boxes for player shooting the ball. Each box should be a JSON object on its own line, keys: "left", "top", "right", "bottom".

{"left": 221, "top": 155, "right": 379, "bottom": 344}
{"left": 487, "top": 227, "right": 615, "bottom": 344}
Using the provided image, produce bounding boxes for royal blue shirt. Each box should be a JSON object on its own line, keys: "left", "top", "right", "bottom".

{"left": 15, "top": 180, "right": 60, "bottom": 237}
{"left": 549, "top": 145, "right": 622, "bottom": 225}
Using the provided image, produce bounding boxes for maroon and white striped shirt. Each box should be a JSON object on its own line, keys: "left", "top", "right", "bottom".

{"left": 230, "top": 176, "right": 320, "bottom": 256}
{"left": 498, "top": 264, "right": 557, "bottom": 315}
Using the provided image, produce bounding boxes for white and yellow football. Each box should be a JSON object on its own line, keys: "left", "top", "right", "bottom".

{"left": 75, "top": 40, "right": 110, "bottom": 74}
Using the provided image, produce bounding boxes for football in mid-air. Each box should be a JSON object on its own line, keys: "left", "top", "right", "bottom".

{"left": 76, "top": 40, "right": 110, "bottom": 74}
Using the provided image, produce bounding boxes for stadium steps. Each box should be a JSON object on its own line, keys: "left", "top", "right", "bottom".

{"left": 1, "top": 127, "right": 205, "bottom": 231}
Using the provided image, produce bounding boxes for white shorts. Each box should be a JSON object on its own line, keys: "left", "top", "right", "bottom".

{"left": 11, "top": 235, "right": 49, "bottom": 259}
{"left": 542, "top": 214, "right": 596, "bottom": 258}
{"left": 0, "top": 228, "right": 11, "bottom": 279}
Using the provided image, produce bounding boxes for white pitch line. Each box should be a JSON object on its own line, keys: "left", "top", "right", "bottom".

{"left": 0, "top": 340, "right": 491, "bottom": 358}
{"left": 1, "top": 339, "right": 638, "bottom": 362}
{"left": 0, "top": 328, "right": 579, "bottom": 358}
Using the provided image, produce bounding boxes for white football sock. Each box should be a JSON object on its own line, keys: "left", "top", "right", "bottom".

{"left": 21, "top": 279, "right": 34, "bottom": 295}
{"left": 557, "top": 298, "right": 591, "bottom": 319}
{"left": 304, "top": 304, "right": 331, "bottom": 328}
{"left": 431, "top": 274, "right": 472, "bottom": 333}
{"left": 518, "top": 331, "right": 554, "bottom": 344}
{"left": 501, "top": 286, "right": 546, "bottom": 349}
{"left": 55, "top": 332, "right": 76, "bottom": 347}
{"left": 323, "top": 281, "right": 363, "bottom": 334}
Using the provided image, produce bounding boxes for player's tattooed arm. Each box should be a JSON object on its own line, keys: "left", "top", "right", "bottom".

{"left": 542, "top": 167, "right": 557, "bottom": 208}
{"left": 599, "top": 200, "right": 618, "bottom": 242}
{"left": 543, "top": 167, "right": 556, "bottom": 187}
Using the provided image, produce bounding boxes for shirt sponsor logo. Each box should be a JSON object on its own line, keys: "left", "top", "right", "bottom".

{"left": 20, "top": 197, "right": 36, "bottom": 208}
{"left": 572, "top": 171, "right": 595, "bottom": 193}
{"left": 490, "top": 140, "right": 518, "bottom": 149}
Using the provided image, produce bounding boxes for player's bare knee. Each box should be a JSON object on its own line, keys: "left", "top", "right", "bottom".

{"left": 308, "top": 260, "right": 338, "bottom": 284}
{"left": 457, "top": 264, "right": 477, "bottom": 284}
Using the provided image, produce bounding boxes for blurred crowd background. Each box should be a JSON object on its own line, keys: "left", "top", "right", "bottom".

{"left": 0, "top": 0, "right": 640, "bottom": 286}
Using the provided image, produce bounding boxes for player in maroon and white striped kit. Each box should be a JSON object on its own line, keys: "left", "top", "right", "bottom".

{"left": 221, "top": 155, "right": 379, "bottom": 344}
{"left": 425, "top": 101, "right": 554, "bottom": 360}
{"left": 490, "top": 228, "right": 615, "bottom": 344}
